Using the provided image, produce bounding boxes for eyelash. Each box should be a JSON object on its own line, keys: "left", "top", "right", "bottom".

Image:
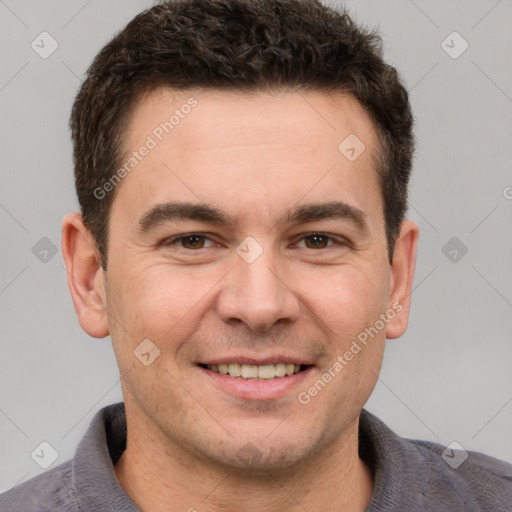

{"left": 162, "top": 232, "right": 349, "bottom": 250}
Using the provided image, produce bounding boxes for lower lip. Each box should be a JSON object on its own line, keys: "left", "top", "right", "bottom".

{"left": 198, "top": 366, "right": 314, "bottom": 401}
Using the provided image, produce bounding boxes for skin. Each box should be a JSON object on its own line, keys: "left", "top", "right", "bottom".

{"left": 62, "top": 88, "right": 418, "bottom": 512}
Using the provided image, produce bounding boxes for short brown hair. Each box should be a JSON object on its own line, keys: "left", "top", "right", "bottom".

{"left": 70, "top": 0, "right": 414, "bottom": 269}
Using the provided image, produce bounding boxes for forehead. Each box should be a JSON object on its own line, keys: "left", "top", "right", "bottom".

{"left": 125, "top": 87, "right": 379, "bottom": 157}
{"left": 114, "top": 87, "right": 382, "bottom": 231}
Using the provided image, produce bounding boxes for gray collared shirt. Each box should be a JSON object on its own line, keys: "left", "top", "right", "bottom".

{"left": 1, "top": 402, "right": 511, "bottom": 511}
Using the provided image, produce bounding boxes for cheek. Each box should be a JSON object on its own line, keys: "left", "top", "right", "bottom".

{"left": 297, "top": 264, "right": 388, "bottom": 336}
{"left": 306, "top": 268, "right": 388, "bottom": 402}
{"left": 110, "top": 263, "right": 221, "bottom": 339}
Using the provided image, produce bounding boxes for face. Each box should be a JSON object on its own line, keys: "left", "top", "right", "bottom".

{"left": 66, "top": 87, "right": 417, "bottom": 472}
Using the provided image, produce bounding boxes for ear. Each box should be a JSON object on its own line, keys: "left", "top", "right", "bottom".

{"left": 385, "top": 219, "right": 419, "bottom": 339}
{"left": 61, "top": 213, "right": 109, "bottom": 338}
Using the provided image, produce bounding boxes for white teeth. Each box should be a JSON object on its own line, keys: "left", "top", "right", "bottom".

{"left": 206, "top": 363, "right": 304, "bottom": 379}
{"left": 228, "top": 363, "right": 241, "bottom": 377}
{"left": 257, "top": 365, "right": 275, "bottom": 379}
{"left": 241, "top": 364, "right": 258, "bottom": 378}
{"left": 274, "top": 363, "right": 287, "bottom": 377}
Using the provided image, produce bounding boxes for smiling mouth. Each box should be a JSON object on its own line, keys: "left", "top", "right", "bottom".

{"left": 198, "top": 363, "right": 312, "bottom": 380}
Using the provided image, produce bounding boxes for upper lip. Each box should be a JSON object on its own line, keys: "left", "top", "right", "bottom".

{"left": 198, "top": 356, "right": 314, "bottom": 366}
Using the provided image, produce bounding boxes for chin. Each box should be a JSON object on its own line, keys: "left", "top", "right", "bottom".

{"left": 205, "top": 436, "right": 317, "bottom": 475}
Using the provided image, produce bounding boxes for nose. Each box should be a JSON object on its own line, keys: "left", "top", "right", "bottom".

{"left": 216, "top": 248, "right": 301, "bottom": 332}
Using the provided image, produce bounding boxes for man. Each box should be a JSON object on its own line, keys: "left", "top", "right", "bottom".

{"left": 1, "top": 0, "right": 511, "bottom": 510}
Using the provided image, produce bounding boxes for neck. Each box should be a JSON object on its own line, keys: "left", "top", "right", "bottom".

{"left": 114, "top": 408, "right": 374, "bottom": 512}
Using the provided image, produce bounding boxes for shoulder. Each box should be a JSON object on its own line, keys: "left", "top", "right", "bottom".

{"left": 360, "top": 409, "right": 512, "bottom": 511}
{"left": 409, "top": 437, "right": 512, "bottom": 510}
{"left": 0, "top": 460, "right": 80, "bottom": 512}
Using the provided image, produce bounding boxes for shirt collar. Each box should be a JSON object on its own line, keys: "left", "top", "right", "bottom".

{"left": 70, "top": 401, "right": 428, "bottom": 511}
{"left": 72, "top": 402, "right": 139, "bottom": 512}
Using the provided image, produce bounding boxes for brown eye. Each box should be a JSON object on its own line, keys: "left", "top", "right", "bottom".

{"left": 180, "top": 235, "right": 206, "bottom": 249}
{"left": 303, "top": 234, "right": 330, "bottom": 249}
{"left": 295, "top": 233, "right": 342, "bottom": 250}
{"left": 164, "top": 234, "right": 215, "bottom": 250}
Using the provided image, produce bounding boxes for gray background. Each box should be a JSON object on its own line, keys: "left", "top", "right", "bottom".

{"left": 1, "top": 0, "right": 511, "bottom": 492}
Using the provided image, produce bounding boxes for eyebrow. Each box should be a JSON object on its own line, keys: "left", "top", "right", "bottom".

{"left": 137, "top": 200, "right": 369, "bottom": 234}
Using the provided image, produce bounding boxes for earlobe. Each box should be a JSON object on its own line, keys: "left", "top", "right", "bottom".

{"left": 61, "top": 213, "right": 110, "bottom": 338}
{"left": 385, "top": 220, "right": 419, "bottom": 339}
